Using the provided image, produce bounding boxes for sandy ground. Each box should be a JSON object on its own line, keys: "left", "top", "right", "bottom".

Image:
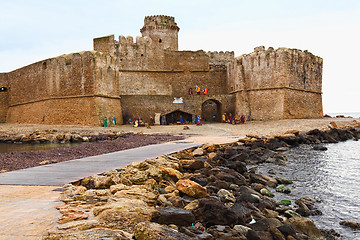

{"left": 1, "top": 117, "right": 357, "bottom": 144}
{"left": 0, "top": 117, "right": 359, "bottom": 240}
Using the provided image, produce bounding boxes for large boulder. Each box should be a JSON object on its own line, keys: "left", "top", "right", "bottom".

{"left": 152, "top": 207, "right": 195, "bottom": 226}
{"left": 176, "top": 179, "right": 209, "bottom": 198}
{"left": 193, "top": 198, "right": 237, "bottom": 226}
{"left": 287, "top": 217, "right": 325, "bottom": 240}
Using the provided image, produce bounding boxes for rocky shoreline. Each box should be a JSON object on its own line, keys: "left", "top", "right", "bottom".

{"left": 44, "top": 124, "right": 360, "bottom": 240}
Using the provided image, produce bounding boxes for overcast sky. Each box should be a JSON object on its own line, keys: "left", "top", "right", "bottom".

{"left": 0, "top": 0, "right": 359, "bottom": 114}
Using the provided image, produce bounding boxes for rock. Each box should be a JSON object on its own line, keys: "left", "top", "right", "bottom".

{"left": 44, "top": 229, "right": 133, "bottom": 240}
{"left": 180, "top": 159, "right": 204, "bottom": 171}
{"left": 250, "top": 173, "right": 278, "bottom": 187}
{"left": 275, "top": 147, "right": 290, "bottom": 152}
{"left": 231, "top": 202, "right": 252, "bottom": 224}
{"left": 339, "top": 220, "right": 360, "bottom": 229}
{"left": 313, "top": 145, "right": 328, "bottom": 151}
{"left": 193, "top": 198, "right": 238, "bottom": 226}
{"left": 250, "top": 218, "right": 282, "bottom": 231}
{"left": 217, "top": 189, "right": 236, "bottom": 202}
{"left": 284, "top": 210, "right": 302, "bottom": 219}
{"left": 113, "top": 185, "right": 157, "bottom": 205}
{"left": 56, "top": 205, "right": 89, "bottom": 224}
{"left": 320, "top": 229, "right": 341, "bottom": 240}
{"left": 0, "top": 169, "right": 7, "bottom": 173}
{"left": 92, "top": 175, "right": 113, "bottom": 189}
{"left": 287, "top": 217, "right": 325, "bottom": 240}
{"left": 39, "top": 160, "right": 51, "bottom": 165}
{"left": 329, "top": 121, "right": 338, "bottom": 128}
{"left": 176, "top": 179, "right": 209, "bottom": 198}
{"left": 208, "top": 152, "right": 217, "bottom": 160}
{"left": 234, "top": 225, "right": 252, "bottom": 236}
{"left": 263, "top": 208, "right": 279, "bottom": 218}
{"left": 215, "top": 170, "right": 247, "bottom": 186}
{"left": 158, "top": 166, "right": 183, "bottom": 180}
{"left": 184, "top": 200, "right": 199, "bottom": 211}
{"left": 57, "top": 220, "right": 98, "bottom": 230}
{"left": 152, "top": 207, "right": 195, "bottom": 226}
{"left": 237, "top": 193, "right": 260, "bottom": 203}
{"left": 193, "top": 148, "right": 204, "bottom": 156}
{"left": 109, "top": 183, "right": 130, "bottom": 194}
{"left": 277, "top": 224, "right": 297, "bottom": 239}
{"left": 260, "top": 188, "right": 274, "bottom": 197}
{"left": 295, "top": 196, "right": 322, "bottom": 217}
{"left": 275, "top": 177, "right": 293, "bottom": 184}
{"left": 81, "top": 136, "right": 89, "bottom": 142}
{"left": 276, "top": 185, "right": 291, "bottom": 194}
{"left": 207, "top": 225, "right": 246, "bottom": 239}
{"left": 134, "top": 222, "right": 191, "bottom": 240}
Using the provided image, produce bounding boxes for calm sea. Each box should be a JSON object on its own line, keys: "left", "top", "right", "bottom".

{"left": 256, "top": 139, "right": 360, "bottom": 239}
{"left": 326, "top": 112, "right": 360, "bottom": 118}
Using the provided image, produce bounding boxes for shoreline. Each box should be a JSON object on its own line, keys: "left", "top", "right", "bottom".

{"left": 0, "top": 118, "right": 359, "bottom": 173}
{"left": 43, "top": 123, "right": 360, "bottom": 239}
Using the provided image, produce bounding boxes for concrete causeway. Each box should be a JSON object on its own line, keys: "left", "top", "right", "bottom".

{"left": 0, "top": 142, "right": 198, "bottom": 186}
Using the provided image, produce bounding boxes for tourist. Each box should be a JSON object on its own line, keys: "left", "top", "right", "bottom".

{"left": 104, "top": 117, "right": 108, "bottom": 127}
{"left": 240, "top": 114, "right": 246, "bottom": 124}
{"left": 112, "top": 116, "right": 116, "bottom": 125}
{"left": 229, "top": 113, "right": 233, "bottom": 124}
{"left": 149, "top": 116, "right": 154, "bottom": 126}
{"left": 196, "top": 115, "right": 201, "bottom": 125}
{"left": 222, "top": 113, "right": 226, "bottom": 123}
{"left": 180, "top": 115, "right": 185, "bottom": 124}
{"left": 196, "top": 85, "right": 201, "bottom": 95}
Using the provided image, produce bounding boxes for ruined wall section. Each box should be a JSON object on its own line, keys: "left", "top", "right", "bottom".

{"left": 0, "top": 73, "right": 9, "bottom": 122}
{"left": 229, "top": 46, "right": 323, "bottom": 120}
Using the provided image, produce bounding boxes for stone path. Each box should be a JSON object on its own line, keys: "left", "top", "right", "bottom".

{"left": 0, "top": 142, "right": 198, "bottom": 240}
{"left": 0, "top": 142, "right": 197, "bottom": 186}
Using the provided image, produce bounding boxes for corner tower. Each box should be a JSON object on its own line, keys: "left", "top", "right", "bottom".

{"left": 140, "top": 15, "right": 180, "bottom": 51}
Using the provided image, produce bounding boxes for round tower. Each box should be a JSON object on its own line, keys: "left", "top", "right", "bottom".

{"left": 140, "top": 15, "right": 180, "bottom": 51}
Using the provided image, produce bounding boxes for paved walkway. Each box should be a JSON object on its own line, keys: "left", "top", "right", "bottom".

{"left": 0, "top": 142, "right": 197, "bottom": 240}
{"left": 0, "top": 142, "right": 197, "bottom": 186}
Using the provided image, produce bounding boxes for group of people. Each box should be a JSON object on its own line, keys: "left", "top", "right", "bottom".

{"left": 222, "top": 113, "right": 246, "bottom": 124}
{"left": 189, "top": 86, "right": 208, "bottom": 95}
{"left": 103, "top": 116, "right": 117, "bottom": 127}
{"left": 127, "top": 116, "right": 155, "bottom": 128}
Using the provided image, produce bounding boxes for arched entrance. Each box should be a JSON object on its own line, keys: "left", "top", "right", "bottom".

{"left": 201, "top": 99, "right": 221, "bottom": 122}
{"left": 163, "top": 110, "right": 192, "bottom": 125}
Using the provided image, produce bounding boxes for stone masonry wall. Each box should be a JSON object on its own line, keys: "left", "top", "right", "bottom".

{"left": 229, "top": 46, "right": 323, "bottom": 120}
{"left": 6, "top": 51, "right": 123, "bottom": 125}
{"left": 0, "top": 73, "right": 9, "bottom": 122}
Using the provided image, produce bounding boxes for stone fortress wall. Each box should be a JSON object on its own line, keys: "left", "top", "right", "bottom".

{"left": 0, "top": 15, "right": 323, "bottom": 126}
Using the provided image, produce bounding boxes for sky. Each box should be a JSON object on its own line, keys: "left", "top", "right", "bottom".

{"left": 0, "top": 0, "right": 359, "bottom": 114}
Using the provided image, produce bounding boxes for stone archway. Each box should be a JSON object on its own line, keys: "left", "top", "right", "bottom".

{"left": 201, "top": 99, "right": 221, "bottom": 122}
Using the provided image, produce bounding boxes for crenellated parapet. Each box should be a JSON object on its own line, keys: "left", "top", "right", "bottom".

{"left": 206, "top": 51, "right": 234, "bottom": 70}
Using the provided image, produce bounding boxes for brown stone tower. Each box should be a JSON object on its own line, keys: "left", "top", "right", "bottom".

{"left": 140, "top": 15, "right": 180, "bottom": 51}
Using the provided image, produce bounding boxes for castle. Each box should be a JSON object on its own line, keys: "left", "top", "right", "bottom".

{"left": 0, "top": 15, "right": 323, "bottom": 126}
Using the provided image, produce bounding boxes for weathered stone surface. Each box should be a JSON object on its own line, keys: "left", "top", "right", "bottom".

{"left": 287, "top": 217, "right": 325, "bottom": 240}
{"left": 176, "top": 179, "right": 209, "bottom": 198}
{"left": 134, "top": 222, "right": 192, "bottom": 240}
{"left": 56, "top": 205, "right": 89, "bottom": 224}
{"left": 152, "top": 207, "right": 195, "bottom": 226}
{"left": 339, "top": 220, "right": 360, "bottom": 230}
{"left": 193, "top": 198, "right": 238, "bottom": 226}
{"left": 217, "top": 189, "right": 236, "bottom": 202}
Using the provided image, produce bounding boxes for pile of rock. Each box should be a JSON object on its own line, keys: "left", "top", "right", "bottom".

{"left": 0, "top": 130, "right": 125, "bottom": 144}
{"left": 44, "top": 126, "right": 360, "bottom": 240}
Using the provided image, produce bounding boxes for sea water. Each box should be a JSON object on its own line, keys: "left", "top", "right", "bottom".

{"left": 256, "top": 139, "right": 360, "bottom": 239}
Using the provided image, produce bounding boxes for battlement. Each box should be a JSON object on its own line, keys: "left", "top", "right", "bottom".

{"left": 206, "top": 51, "right": 234, "bottom": 70}
{"left": 206, "top": 51, "right": 234, "bottom": 61}
{"left": 141, "top": 15, "right": 179, "bottom": 31}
